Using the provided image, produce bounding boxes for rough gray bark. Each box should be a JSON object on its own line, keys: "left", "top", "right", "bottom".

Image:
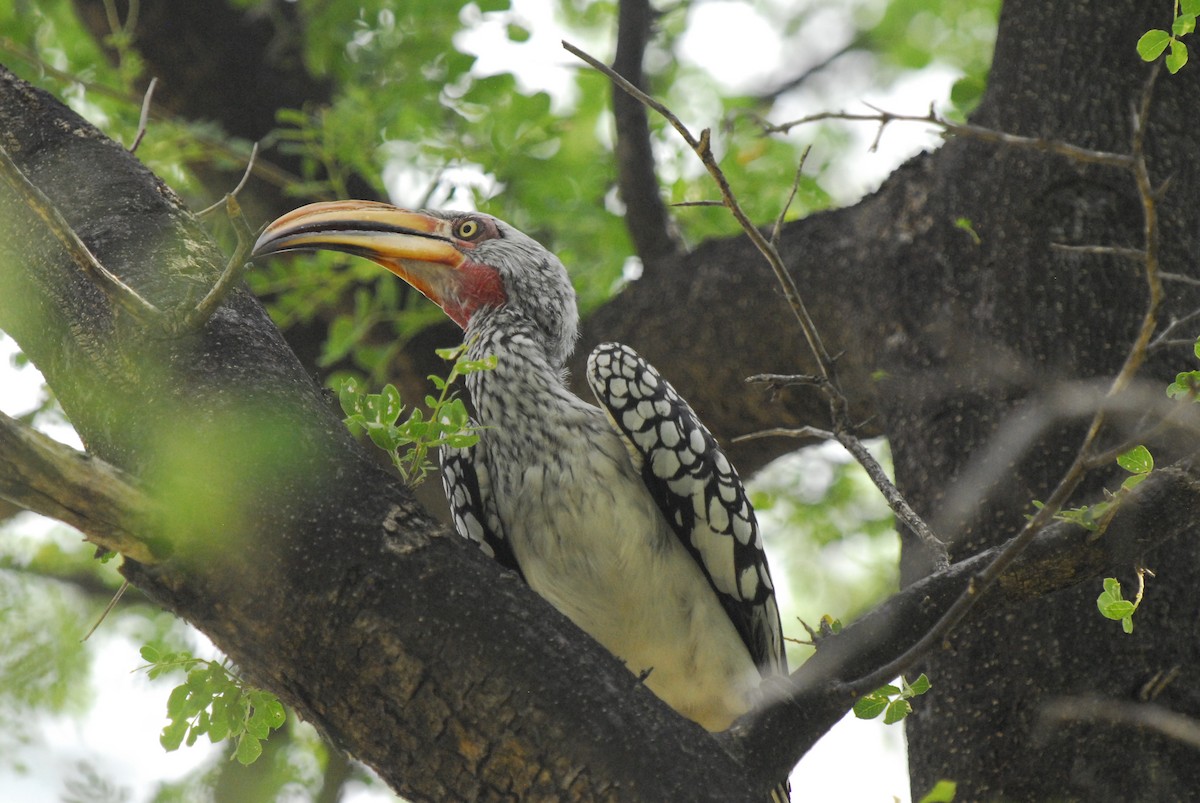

{"left": 883, "top": 2, "right": 1200, "bottom": 796}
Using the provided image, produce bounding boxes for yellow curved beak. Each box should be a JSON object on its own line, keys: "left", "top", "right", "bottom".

{"left": 252, "top": 200, "right": 475, "bottom": 322}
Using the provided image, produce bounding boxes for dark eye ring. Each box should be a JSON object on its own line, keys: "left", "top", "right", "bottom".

{"left": 456, "top": 218, "right": 482, "bottom": 240}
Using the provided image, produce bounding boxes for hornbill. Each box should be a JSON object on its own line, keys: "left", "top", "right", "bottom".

{"left": 253, "top": 202, "right": 790, "bottom": 796}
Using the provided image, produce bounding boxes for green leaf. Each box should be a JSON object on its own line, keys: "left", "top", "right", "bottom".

{"left": 1099, "top": 598, "right": 1136, "bottom": 619}
{"left": 853, "top": 694, "right": 889, "bottom": 720}
{"left": 252, "top": 692, "right": 287, "bottom": 729}
{"left": 1120, "top": 473, "right": 1149, "bottom": 492}
{"left": 1193, "top": 336, "right": 1200, "bottom": 360}
{"left": 1167, "top": 38, "right": 1190, "bottom": 73}
{"left": 160, "top": 717, "right": 188, "bottom": 751}
{"left": 1097, "top": 578, "right": 1136, "bottom": 624}
{"left": 235, "top": 734, "right": 263, "bottom": 765}
{"left": 906, "top": 673, "right": 932, "bottom": 697}
{"left": 1132, "top": 29, "right": 1171, "bottom": 60}
{"left": 883, "top": 698, "right": 912, "bottom": 724}
{"left": 1184, "top": 0, "right": 1200, "bottom": 16}
{"left": 1167, "top": 370, "right": 1200, "bottom": 399}
{"left": 1137, "top": 29, "right": 1172, "bottom": 61}
{"left": 953, "top": 216, "right": 982, "bottom": 245}
{"left": 1116, "top": 445, "right": 1153, "bottom": 475}
{"left": 1174, "top": 14, "right": 1197, "bottom": 37}
{"left": 918, "top": 779, "right": 958, "bottom": 803}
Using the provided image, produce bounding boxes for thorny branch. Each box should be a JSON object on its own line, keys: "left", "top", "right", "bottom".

{"left": 816, "top": 64, "right": 1170, "bottom": 699}
{"left": 763, "top": 103, "right": 1136, "bottom": 170}
{"left": 563, "top": 39, "right": 952, "bottom": 571}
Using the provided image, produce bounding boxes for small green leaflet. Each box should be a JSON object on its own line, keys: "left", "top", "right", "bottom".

{"left": 1137, "top": 29, "right": 1172, "bottom": 61}
{"left": 1115, "top": 444, "right": 1153, "bottom": 475}
{"left": 1097, "top": 577, "right": 1139, "bottom": 634}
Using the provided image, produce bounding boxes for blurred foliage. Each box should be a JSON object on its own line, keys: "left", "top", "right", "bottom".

{"left": 0, "top": 0, "right": 1001, "bottom": 799}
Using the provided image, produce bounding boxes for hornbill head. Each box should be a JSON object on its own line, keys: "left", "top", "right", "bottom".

{"left": 252, "top": 201, "right": 579, "bottom": 367}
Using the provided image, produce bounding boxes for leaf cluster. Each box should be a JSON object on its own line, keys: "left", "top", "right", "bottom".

{"left": 339, "top": 343, "right": 496, "bottom": 486}
{"left": 1031, "top": 444, "right": 1153, "bottom": 534}
{"left": 139, "top": 645, "right": 286, "bottom": 765}
{"left": 1137, "top": 0, "right": 1200, "bottom": 73}
{"left": 852, "top": 673, "right": 932, "bottom": 724}
{"left": 1165, "top": 337, "right": 1200, "bottom": 400}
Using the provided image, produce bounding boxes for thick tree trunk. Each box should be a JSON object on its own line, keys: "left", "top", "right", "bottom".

{"left": 879, "top": 1, "right": 1200, "bottom": 798}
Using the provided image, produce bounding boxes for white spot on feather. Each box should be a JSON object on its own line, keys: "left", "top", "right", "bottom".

{"left": 707, "top": 495, "right": 730, "bottom": 532}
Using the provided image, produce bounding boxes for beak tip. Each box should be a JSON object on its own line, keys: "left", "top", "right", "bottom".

{"left": 250, "top": 229, "right": 276, "bottom": 258}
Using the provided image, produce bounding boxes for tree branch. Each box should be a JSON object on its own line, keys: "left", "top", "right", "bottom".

{"left": 728, "top": 460, "right": 1200, "bottom": 785}
{"left": 611, "top": 0, "right": 683, "bottom": 267}
{"left": 0, "top": 410, "right": 157, "bottom": 563}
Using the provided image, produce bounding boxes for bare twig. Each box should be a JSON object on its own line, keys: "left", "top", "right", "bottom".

{"left": 745, "top": 372, "right": 825, "bottom": 388}
{"left": 1050, "top": 243, "right": 1145, "bottom": 261}
{"left": 565, "top": 40, "right": 837, "bottom": 382}
{"left": 0, "top": 141, "right": 162, "bottom": 319}
{"left": 771, "top": 149, "right": 811, "bottom": 251}
{"left": 197, "top": 141, "right": 260, "bottom": 219}
{"left": 1151, "top": 307, "right": 1200, "bottom": 352}
{"left": 166, "top": 143, "right": 262, "bottom": 333}
{"left": 755, "top": 37, "right": 863, "bottom": 104}
{"left": 129, "top": 77, "right": 158, "bottom": 154}
{"left": 82, "top": 579, "right": 131, "bottom": 641}
{"left": 1159, "top": 270, "right": 1200, "bottom": 287}
{"left": 178, "top": 191, "right": 258, "bottom": 333}
{"left": 3, "top": 133, "right": 259, "bottom": 336}
{"left": 733, "top": 426, "right": 836, "bottom": 443}
{"left": 764, "top": 107, "right": 1135, "bottom": 170}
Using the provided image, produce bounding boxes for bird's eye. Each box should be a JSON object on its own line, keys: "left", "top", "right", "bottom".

{"left": 456, "top": 218, "right": 482, "bottom": 240}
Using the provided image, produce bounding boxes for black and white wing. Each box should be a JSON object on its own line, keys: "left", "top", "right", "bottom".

{"left": 441, "top": 444, "right": 524, "bottom": 580}
{"left": 585, "top": 343, "right": 786, "bottom": 676}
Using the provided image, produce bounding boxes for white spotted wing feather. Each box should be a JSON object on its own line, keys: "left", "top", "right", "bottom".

{"left": 585, "top": 343, "right": 786, "bottom": 676}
